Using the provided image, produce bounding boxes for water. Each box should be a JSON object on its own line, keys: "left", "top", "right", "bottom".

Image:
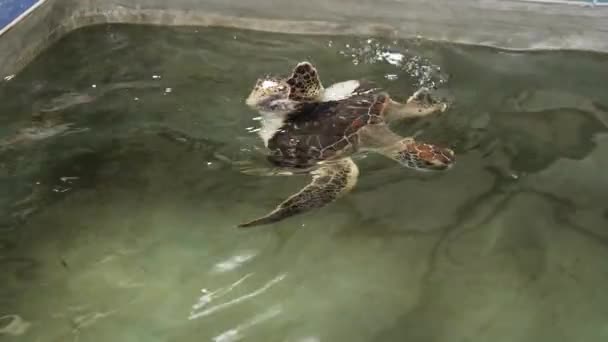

{"left": 1, "top": 24, "right": 608, "bottom": 342}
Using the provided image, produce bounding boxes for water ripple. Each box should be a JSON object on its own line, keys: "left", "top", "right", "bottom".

{"left": 189, "top": 273, "right": 286, "bottom": 320}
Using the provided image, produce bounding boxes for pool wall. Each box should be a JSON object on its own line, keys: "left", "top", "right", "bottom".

{"left": 1, "top": 0, "right": 608, "bottom": 78}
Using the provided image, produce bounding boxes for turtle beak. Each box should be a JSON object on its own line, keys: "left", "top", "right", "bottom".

{"left": 245, "top": 76, "right": 289, "bottom": 109}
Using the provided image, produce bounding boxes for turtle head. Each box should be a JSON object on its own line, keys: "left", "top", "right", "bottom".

{"left": 245, "top": 75, "right": 295, "bottom": 115}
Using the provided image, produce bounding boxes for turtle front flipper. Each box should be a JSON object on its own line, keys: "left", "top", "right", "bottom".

{"left": 238, "top": 158, "right": 359, "bottom": 228}
{"left": 235, "top": 162, "right": 309, "bottom": 177}
{"left": 385, "top": 87, "right": 448, "bottom": 121}
{"left": 380, "top": 137, "right": 455, "bottom": 171}
{"left": 286, "top": 61, "right": 324, "bottom": 102}
{"left": 156, "top": 127, "right": 223, "bottom": 152}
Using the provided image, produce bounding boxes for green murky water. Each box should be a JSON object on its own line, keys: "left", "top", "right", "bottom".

{"left": 1, "top": 24, "right": 608, "bottom": 341}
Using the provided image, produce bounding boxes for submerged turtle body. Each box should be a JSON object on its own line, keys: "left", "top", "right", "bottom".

{"left": 240, "top": 61, "right": 455, "bottom": 227}
{"left": 266, "top": 89, "right": 384, "bottom": 168}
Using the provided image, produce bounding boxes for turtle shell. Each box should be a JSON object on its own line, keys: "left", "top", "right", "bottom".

{"left": 267, "top": 91, "right": 389, "bottom": 168}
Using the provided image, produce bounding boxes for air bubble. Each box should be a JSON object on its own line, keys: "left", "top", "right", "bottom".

{"left": 384, "top": 74, "right": 398, "bottom": 81}
{"left": 330, "top": 38, "right": 447, "bottom": 88}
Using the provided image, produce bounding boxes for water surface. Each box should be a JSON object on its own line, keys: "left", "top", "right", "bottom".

{"left": 1, "top": 24, "right": 608, "bottom": 342}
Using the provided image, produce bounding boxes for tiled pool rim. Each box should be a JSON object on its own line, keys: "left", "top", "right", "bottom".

{"left": 1, "top": 0, "right": 608, "bottom": 78}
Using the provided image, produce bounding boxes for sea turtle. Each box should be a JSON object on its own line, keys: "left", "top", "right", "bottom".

{"left": 238, "top": 61, "right": 455, "bottom": 228}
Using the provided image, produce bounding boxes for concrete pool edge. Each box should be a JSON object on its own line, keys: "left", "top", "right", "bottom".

{"left": 1, "top": 0, "right": 608, "bottom": 78}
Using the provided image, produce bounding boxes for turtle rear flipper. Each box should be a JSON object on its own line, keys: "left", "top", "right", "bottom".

{"left": 238, "top": 158, "right": 359, "bottom": 228}
{"left": 380, "top": 138, "right": 455, "bottom": 171}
